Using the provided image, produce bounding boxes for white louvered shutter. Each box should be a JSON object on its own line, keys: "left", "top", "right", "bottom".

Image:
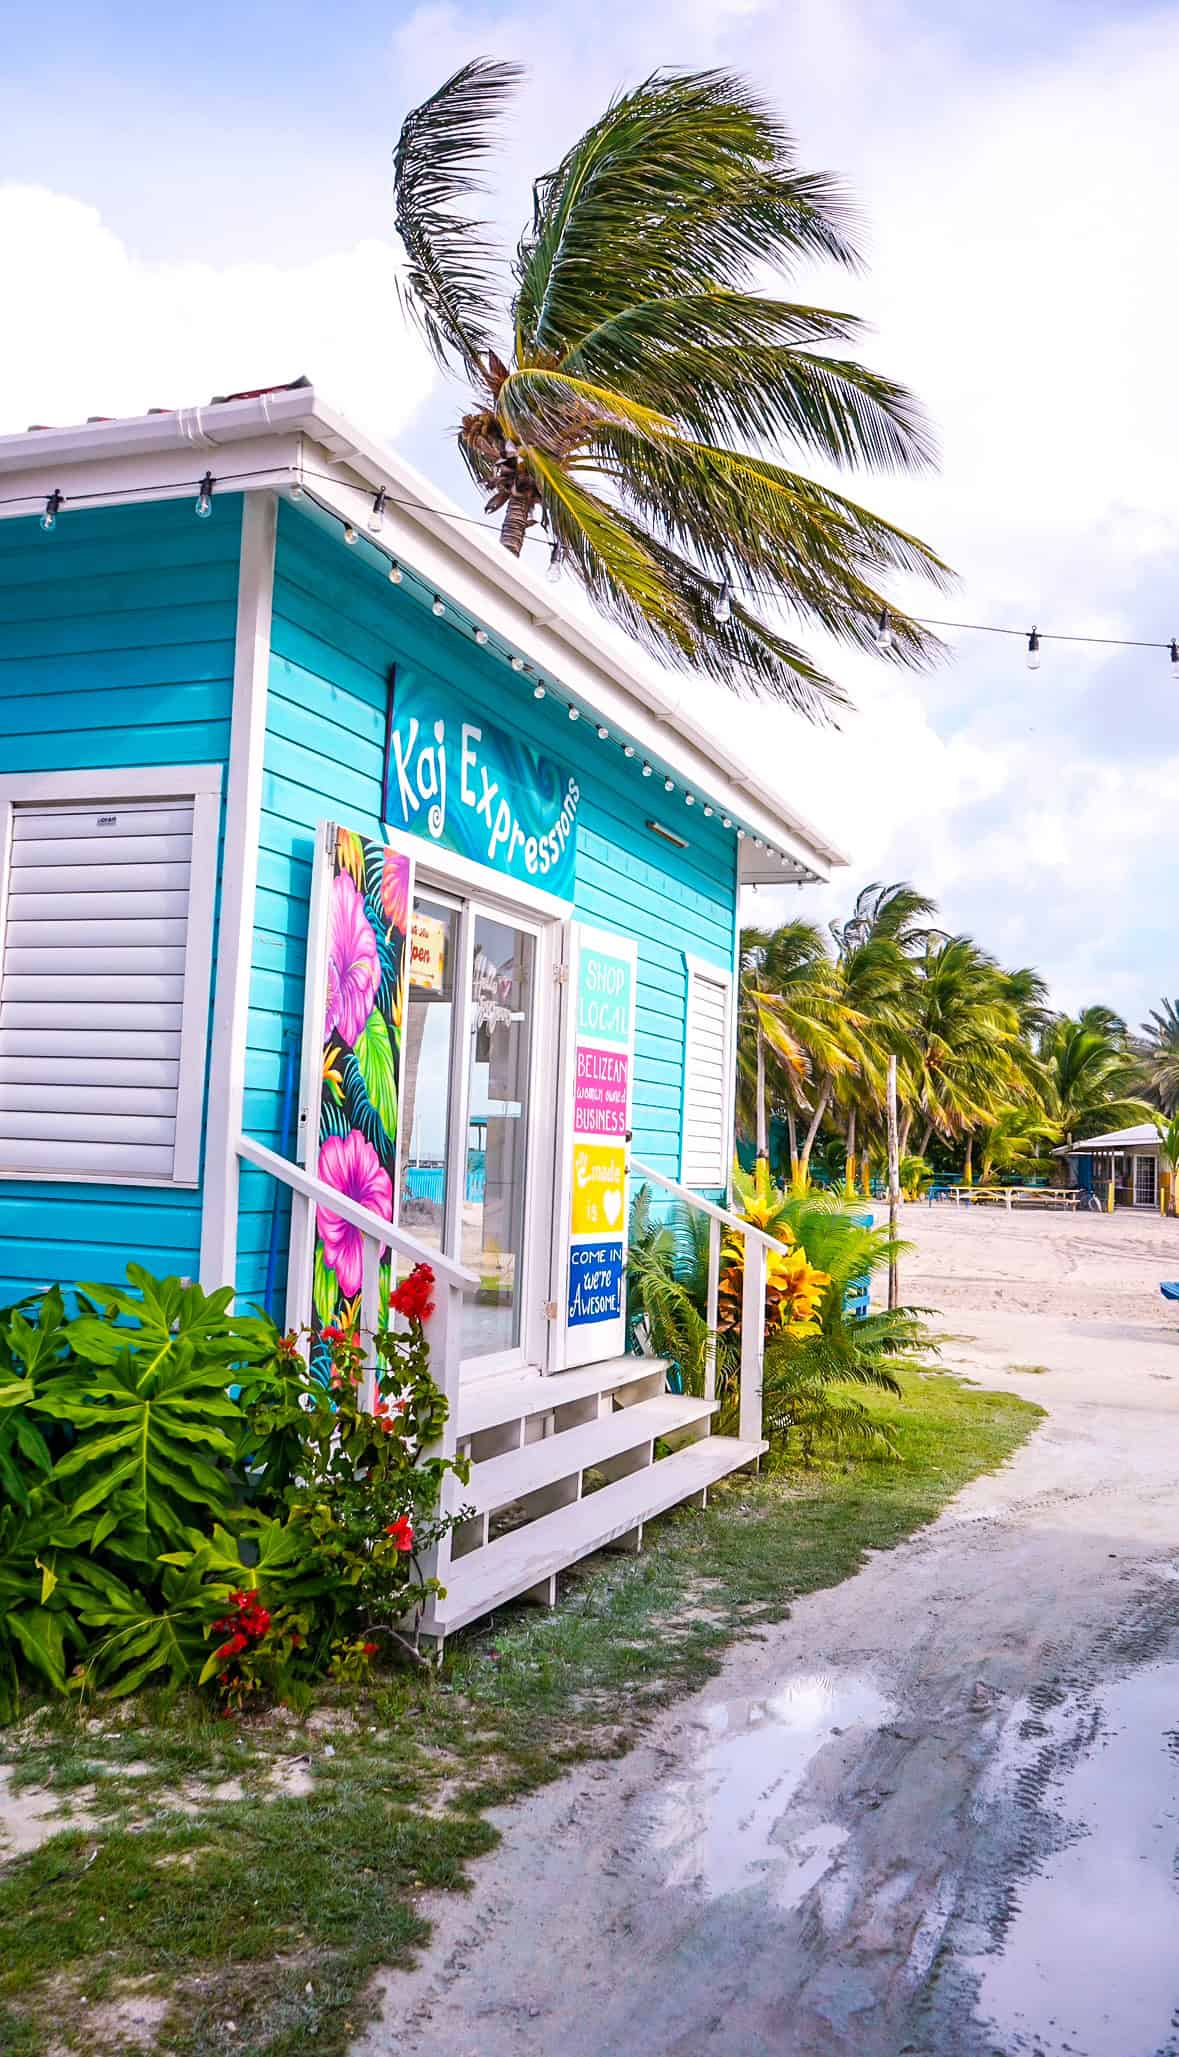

{"left": 681, "top": 959, "right": 732, "bottom": 1190}
{"left": 0, "top": 795, "right": 211, "bottom": 1182}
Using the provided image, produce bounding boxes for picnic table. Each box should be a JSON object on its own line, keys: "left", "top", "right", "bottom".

{"left": 929, "top": 1185, "right": 1082, "bottom": 1211}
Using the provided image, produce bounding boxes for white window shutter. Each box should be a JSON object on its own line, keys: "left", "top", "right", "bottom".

{"left": 681, "top": 956, "right": 733, "bottom": 1190}
{"left": 0, "top": 790, "right": 218, "bottom": 1184}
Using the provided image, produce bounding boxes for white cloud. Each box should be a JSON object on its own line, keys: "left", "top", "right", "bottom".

{"left": 5, "top": 2, "right": 1179, "bottom": 1018}
{"left": 0, "top": 184, "right": 437, "bottom": 440}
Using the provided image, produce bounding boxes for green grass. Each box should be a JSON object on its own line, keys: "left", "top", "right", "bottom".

{"left": 0, "top": 1370, "right": 1041, "bottom": 2056}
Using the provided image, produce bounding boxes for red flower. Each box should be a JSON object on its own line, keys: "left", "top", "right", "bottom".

{"left": 323, "top": 1323, "right": 356, "bottom": 1346}
{"left": 389, "top": 1264, "right": 435, "bottom": 1324}
{"left": 290, "top": 1632, "right": 302, "bottom": 1648}
{"left": 276, "top": 1329, "right": 300, "bottom": 1362}
{"left": 385, "top": 1516, "right": 414, "bottom": 1552}
{"left": 362, "top": 1641, "right": 379, "bottom": 1656}
{"left": 218, "top": 1632, "right": 249, "bottom": 1657}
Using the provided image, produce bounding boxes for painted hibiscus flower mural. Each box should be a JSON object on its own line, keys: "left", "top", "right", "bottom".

{"left": 310, "top": 828, "right": 412, "bottom": 1369}
{"left": 316, "top": 1130, "right": 393, "bottom": 1302}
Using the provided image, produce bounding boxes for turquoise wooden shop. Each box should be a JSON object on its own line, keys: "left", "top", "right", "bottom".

{"left": 0, "top": 383, "right": 844, "bottom": 1636}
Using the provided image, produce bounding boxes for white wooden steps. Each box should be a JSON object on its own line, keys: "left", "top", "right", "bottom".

{"left": 418, "top": 1355, "right": 766, "bottom": 1642}
{"left": 430, "top": 1434, "right": 765, "bottom": 1636}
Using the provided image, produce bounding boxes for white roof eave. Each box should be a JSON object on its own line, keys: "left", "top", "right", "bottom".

{"left": 0, "top": 385, "right": 847, "bottom": 876}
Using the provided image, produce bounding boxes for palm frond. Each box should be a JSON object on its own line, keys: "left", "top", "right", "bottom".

{"left": 568, "top": 295, "right": 937, "bottom": 473}
{"left": 514, "top": 68, "right": 861, "bottom": 356}
{"left": 394, "top": 58, "right": 522, "bottom": 375}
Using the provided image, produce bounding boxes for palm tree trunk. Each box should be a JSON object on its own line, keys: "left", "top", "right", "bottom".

{"left": 898, "top": 1109, "right": 914, "bottom": 1157}
{"left": 755, "top": 1029, "right": 768, "bottom": 1174}
{"left": 917, "top": 1119, "right": 934, "bottom": 1158}
{"left": 799, "top": 1078, "right": 832, "bottom": 1182}
{"left": 963, "top": 1134, "right": 974, "bottom": 1187}
{"left": 500, "top": 486, "right": 537, "bottom": 556}
{"left": 845, "top": 1104, "right": 856, "bottom": 1191}
{"left": 786, "top": 1104, "right": 799, "bottom": 1183}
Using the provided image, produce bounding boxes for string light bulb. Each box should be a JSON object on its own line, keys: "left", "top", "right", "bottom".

{"left": 873, "top": 606, "right": 892, "bottom": 652}
{"left": 432, "top": 595, "right": 445, "bottom": 617}
{"left": 547, "top": 542, "right": 563, "bottom": 585}
{"left": 290, "top": 479, "right": 305, "bottom": 501}
{"left": 1171, "top": 639, "right": 1178, "bottom": 680}
{"left": 511, "top": 655, "right": 525, "bottom": 672}
{"left": 684, "top": 792, "right": 695, "bottom": 806}
{"left": 367, "top": 489, "right": 387, "bottom": 533}
{"left": 623, "top": 744, "right": 635, "bottom": 758}
{"left": 664, "top": 777, "right": 674, "bottom": 792}
{"left": 1026, "top": 626, "right": 1041, "bottom": 671}
{"left": 714, "top": 577, "right": 733, "bottom": 626}
{"left": 195, "top": 472, "right": 215, "bottom": 521}
{"left": 343, "top": 523, "right": 357, "bottom": 546}
{"left": 597, "top": 724, "right": 609, "bottom": 740}
{"left": 722, "top": 816, "right": 732, "bottom": 828}
{"left": 39, "top": 490, "right": 63, "bottom": 533}
{"left": 474, "top": 627, "right": 488, "bottom": 646}
{"left": 703, "top": 805, "right": 713, "bottom": 818}
{"left": 642, "top": 762, "right": 653, "bottom": 778}
{"left": 388, "top": 560, "right": 403, "bottom": 584}
{"left": 568, "top": 705, "right": 580, "bottom": 721}
{"left": 533, "top": 683, "right": 546, "bottom": 699}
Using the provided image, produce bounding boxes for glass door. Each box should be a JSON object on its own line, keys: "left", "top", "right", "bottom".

{"left": 461, "top": 914, "right": 536, "bottom": 1357}
{"left": 398, "top": 886, "right": 544, "bottom": 1372}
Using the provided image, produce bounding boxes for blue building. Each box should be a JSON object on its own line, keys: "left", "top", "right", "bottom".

{"left": 0, "top": 381, "right": 843, "bottom": 1632}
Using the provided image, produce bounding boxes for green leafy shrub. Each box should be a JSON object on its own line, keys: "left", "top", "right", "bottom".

{"left": 0, "top": 1262, "right": 464, "bottom": 1722}
{"left": 625, "top": 1173, "right": 939, "bottom": 1461}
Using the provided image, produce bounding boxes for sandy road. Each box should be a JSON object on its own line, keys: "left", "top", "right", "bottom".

{"left": 357, "top": 1206, "right": 1179, "bottom": 2057}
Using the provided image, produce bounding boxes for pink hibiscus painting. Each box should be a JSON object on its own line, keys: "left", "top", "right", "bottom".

{"left": 325, "top": 871, "right": 379, "bottom": 1048}
{"left": 316, "top": 1129, "right": 392, "bottom": 1301}
{"left": 380, "top": 848, "right": 410, "bottom": 938}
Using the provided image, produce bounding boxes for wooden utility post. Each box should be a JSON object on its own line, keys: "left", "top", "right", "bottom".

{"left": 887, "top": 1053, "right": 900, "bottom": 1311}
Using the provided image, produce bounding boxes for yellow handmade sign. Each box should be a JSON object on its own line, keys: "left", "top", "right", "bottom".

{"left": 570, "top": 1141, "right": 626, "bottom": 1237}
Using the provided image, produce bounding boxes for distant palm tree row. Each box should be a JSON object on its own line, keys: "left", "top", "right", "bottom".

{"left": 738, "top": 883, "right": 1177, "bottom": 1187}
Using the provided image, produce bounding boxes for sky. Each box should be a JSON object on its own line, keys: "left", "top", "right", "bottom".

{"left": 3, "top": 0, "right": 1177, "bottom": 1023}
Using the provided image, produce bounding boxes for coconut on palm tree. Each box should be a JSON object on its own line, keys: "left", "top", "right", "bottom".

{"left": 394, "top": 62, "right": 951, "bottom": 715}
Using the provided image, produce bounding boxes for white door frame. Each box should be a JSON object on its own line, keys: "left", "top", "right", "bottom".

{"left": 388, "top": 829, "right": 570, "bottom": 1381}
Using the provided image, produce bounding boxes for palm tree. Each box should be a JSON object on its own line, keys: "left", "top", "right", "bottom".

{"left": 799, "top": 927, "right": 908, "bottom": 1184}
{"left": 737, "top": 923, "right": 842, "bottom": 1176}
{"left": 394, "top": 62, "right": 951, "bottom": 715}
{"left": 1042, "top": 1014, "right": 1154, "bottom": 1142}
{"left": 900, "top": 937, "right": 1025, "bottom": 1160}
{"left": 1138, "top": 999, "right": 1179, "bottom": 1114}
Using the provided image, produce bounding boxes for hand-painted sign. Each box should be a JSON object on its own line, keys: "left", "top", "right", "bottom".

{"left": 568, "top": 1240, "right": 625, "bottom": 1327}
{"left": 571, "top": 1140, "right": 627, "bottom": 1235}
{"left": 573, "top": 1045, "right": 628, "bottom": 1137}
{"left": 384, "top": 671, "right": 579, "bottom": 896}
{"left": 562, "top": 927, "right": 637, "bottom": 1366}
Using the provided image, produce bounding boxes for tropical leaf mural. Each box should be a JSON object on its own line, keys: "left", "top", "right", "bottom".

{"left": 307, "top": 830, "right": 412, "bottom": 1381}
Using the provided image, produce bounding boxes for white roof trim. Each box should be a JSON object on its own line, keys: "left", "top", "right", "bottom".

{"left": 0, "top": 386, "right": 846, "bottom": 877}
{"left": 1054, "top": 1123, "right": 1160, "bottom": 1154}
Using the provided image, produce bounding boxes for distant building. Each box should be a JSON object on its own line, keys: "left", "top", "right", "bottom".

{"left": 1056, "top": 1123, "right": 1161, "bottom": 1208}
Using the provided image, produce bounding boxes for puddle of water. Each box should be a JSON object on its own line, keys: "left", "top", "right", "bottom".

{"left": 649, "top": 1672, "right": 894, "bottom": 1909}
{"left": 970, "top": 1661, "right": 1179, "bottom": 2057}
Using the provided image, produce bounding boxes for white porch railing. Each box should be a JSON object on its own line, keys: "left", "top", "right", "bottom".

{"left": 235, "top": 1136, "right": 477, "bottom": 1610}
{"left": 628, "top": 1157, "right": 793, "bottom": 1446}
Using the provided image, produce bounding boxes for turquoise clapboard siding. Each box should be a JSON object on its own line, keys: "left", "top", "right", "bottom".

{"left": 0, "top": 497, "right": 241, "bottom": 1307}
{"left": 237, "top": 502, "right": 737, "bottom": 1306}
